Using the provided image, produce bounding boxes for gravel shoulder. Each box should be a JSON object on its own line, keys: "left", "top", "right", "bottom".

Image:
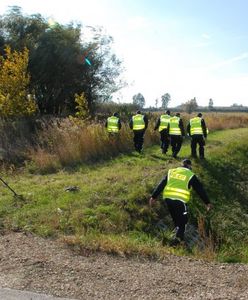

{"left": 0, "top": 232, "right": 248, "bottom": 300}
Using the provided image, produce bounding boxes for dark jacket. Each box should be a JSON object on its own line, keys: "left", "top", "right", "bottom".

{"left": 154, "top": 115, "right": 170, "bottom": 132}
{"left": 105, "top": 117, "right": 122, "bottom": 130}
{"left": 187, "top": 118, "right": 207, "bottom": 138}
{"left": 167, "top": 118, "right": 185, "bottom": 136}
{"left": 129, "top": 114, "right": 148, "bottom": 130}
{"left": 151, "top": 173, "right": 210, "bottom": 204}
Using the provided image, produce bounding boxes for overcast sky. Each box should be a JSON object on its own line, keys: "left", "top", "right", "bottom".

{"left": 1, "top": 0, "right": 248, "bottom": 107}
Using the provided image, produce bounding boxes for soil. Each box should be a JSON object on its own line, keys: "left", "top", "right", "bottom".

{"left": 0, "top": 232, "right": 248, "bottom": 300}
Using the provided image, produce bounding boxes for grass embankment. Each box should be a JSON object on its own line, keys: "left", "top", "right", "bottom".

{"left": 193, "top": 129, "right": 248, "bottom": 262}
{"left": 0, "top": 128, "right": 248, "bottom": 262}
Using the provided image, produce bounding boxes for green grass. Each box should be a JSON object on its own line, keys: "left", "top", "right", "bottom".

{"left": 0, "top": 128, "right": 248, "bottom": 262}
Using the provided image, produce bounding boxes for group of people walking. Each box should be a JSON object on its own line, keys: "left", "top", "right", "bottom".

{"left": 155, "top": 110, "right": 208, "bottom": 159}
{"left": 106, "top": 110, "right": 212, "bottom": 247}
{"left": 106, "top": 110, "right": 208, "bottom": 159}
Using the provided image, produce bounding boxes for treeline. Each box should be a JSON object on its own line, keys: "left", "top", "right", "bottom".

{"left": 148, "top": 106, "right": 248, "bottom": 113}
{"left": 198, "top": 106, "right": 248, "bottom": 113}
{"left": 0, "top": 6, "right": 124, "bottom": 116}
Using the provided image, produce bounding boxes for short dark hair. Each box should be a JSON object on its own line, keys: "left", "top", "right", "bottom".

{"left": 176, "top": 112, "right": 180, "bottom": 117}
{"left": 197, "top": 113, "right": 202, "bottom": 117}
{"left": 136, "top": 110, "right": 141, "bottom": 114}
{"left": 113, "top": 112, "right": 119, "bottom": 117}
{"left": 182, "top": 159, "right": 192, "bottom": 167}
{"left": 166, "top": 110, "right": 170, "bottom": 115}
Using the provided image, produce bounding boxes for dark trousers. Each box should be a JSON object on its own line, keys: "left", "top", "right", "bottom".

{"left": 165, "top": 199, "right": 188, "bottom": 241}
{"left": 133, "top": 130, "right": 145, "bottom": 152}
{"left": 160, "top": 130, "right": 170, "bottom": 153}
{"left": 191, "top": 135, "right": 205, "bottom": 158}
{"left": 170, "top": 135, "right": 183, "bottom": 157}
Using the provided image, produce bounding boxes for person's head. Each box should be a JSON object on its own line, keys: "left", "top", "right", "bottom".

{"left": 182, "top": 159, "right": 192, "bottom": 170}
{"left": 197, "top": 112, "right": 202, "bottom": 118}
{"left": 113, "top": 112, "right": 119, "bottom": 117}
{"left": 176, "top": 112, "right": 180, "bottom": 117}
{"left": 166, "top": 110, "right": 170, "bottom": 115}
{"left": 136, "top": 110, "right": 141, "bottom": 114}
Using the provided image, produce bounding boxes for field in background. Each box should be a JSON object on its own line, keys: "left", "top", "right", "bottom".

{"left": 29, "top": 112, "right": 248, "bottom": 173}
{"left": 0, "top": 111, "right": 246, "bottom": 173}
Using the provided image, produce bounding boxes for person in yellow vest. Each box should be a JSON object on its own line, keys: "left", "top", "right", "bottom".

{"left": 149, "top": 159, "right": 212, "bottom": 246}
{"left": 187, "top": 113, "right": 207, "bottom": 159}
{"left": 154, "top": 110, "right": 171, "bottom": 154}
{"left": 167, "top": 112, "right": 185, "bottom": 158}
{"left": 105, "top": 112, "right": 121, "bottom": 135}
{"left": 129, "top": 110, "right": 148, "bottom": 153}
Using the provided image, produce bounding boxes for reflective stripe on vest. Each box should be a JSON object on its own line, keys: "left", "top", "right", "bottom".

{"left": 169, "top": 116, "right": 181, "bottom": 135}
{"left": 107, "top": 116, "right": 119, "bottom": 133}
{"left": 190, "top": 117, "right": 203, "bottom": 135}
{"left": 159, "top": 115, "right": 170, "bottom": 132}
{"left": 163, "top": 167, "right": 194, "bottom": 203}
{"left": 133, "top": 114, "right": 145, "bottom": 130}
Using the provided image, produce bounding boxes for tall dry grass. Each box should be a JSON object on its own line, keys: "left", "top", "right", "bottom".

{"left": 1, "top": 112, "right": 248, "bottom": 171}
{"left": 151, "top": 111, "right": 248, "bottom": 133}
{"left": 27, "top": 112, "right": 248, "bottom": 172}
{"left": 29, "top": 118, "right": 159, "bottom": 172}
{"left": 196, "top": 215, "right": 216, "bottom": 260}
{"left": 182, "top": 112, "right": 248, "bottom": 131}
{"left": 0, "top": 117, "right": 37, "bottom": 164}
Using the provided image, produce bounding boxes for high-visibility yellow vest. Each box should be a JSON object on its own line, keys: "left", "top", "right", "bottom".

{"left": 169, "top": 116, "right": 181, "bottom": 135}
{"left": 107, "top": 116, "right": 119, "bottom": 133}
{"left": 163, "top": 167, "right": 194, "bottom": 203}
{"left": 190, "top": 117, "right": 203, "bottom": 135}
{"left": 159, "top": 115, "right": 170, "bottom": 132}
{"left": 132, "top": 114, "right": 145, "bottom": 130}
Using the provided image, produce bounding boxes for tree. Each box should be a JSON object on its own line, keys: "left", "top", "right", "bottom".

{"left": 132, "top": 93, "right": 145, "bottom": 108}
{"left": 0, "top": 6, "right": 47, "bottom": 54}
{"left": 74, "top": 92, "right": 89, "bottom": 119}
{"left": 155, "top": 98, "right": 158, "bottom": 109}
{"left": 81, "top": 28, "right": 125, "bottom": 113}
{"left": 231, "top": 103, "right": 242, "bottom": 107}
{"left": 161, "top": 93, "right": 171, "bottom": 109}
{"left": 0, "top": 7, "right": 124, "bottom": 115}
{"left": 182, "top": 97, "right": 198, "bottom": 114}
{"left": 29, "top": 22, "right": 86, "bottom": 114}
{"left": 208, "top": 98, "right": 214, "bottom": 111}
{"left": 0, "top": 46, "right": 37, "bottom": 117}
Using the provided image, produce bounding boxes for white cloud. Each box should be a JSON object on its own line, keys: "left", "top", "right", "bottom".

{"left": 206, "top": 52, "right": 248, "bottom": 71}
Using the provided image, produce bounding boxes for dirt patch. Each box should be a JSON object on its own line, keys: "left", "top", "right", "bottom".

{"left": 0, "top": 232, "right": 248, "bottom": 299}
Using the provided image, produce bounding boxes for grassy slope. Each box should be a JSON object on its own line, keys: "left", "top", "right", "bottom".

{"left": 194, "top": 129, "right": 248, "bottom": 262}
{"left": 0, "top": 128, "right": 248, "bottom": 261}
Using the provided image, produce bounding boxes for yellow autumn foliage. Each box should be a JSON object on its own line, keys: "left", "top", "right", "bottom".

{"left": 0, "top": 46, "right": 37, "bottom": 117}
{"left": 74, "top": 92, "right": 89, "bottom": 119}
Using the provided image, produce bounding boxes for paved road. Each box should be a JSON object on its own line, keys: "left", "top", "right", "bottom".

{"left": 0, "top": 288, "right": 74, "bottom": 300}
